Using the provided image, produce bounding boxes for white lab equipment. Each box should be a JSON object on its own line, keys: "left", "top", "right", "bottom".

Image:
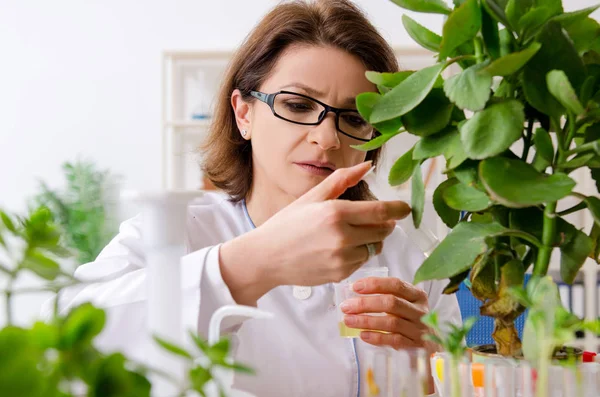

{"left": 124, "top": 190, "right": 274, "bottom": 397}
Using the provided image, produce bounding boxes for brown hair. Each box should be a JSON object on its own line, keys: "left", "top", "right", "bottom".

{"left": 201, "top": 0, "right": 399, "bottom": 202}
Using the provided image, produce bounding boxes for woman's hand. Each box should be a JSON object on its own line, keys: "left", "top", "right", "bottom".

{"left": 219, "top": 162, "right": 411, "bottom": 306}
{"left": 341, "top": 276, "right": 440, "bottom": 394}
{"left": 340, "top": 277, "right": 439, "bottom": 352}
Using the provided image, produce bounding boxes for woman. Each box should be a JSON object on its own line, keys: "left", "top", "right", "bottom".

{"left": 56, "top": 1, "right": 461, "bottom": 396}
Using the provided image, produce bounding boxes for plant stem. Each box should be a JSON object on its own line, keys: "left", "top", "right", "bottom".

{"left": 522, "top": 119, "right": 534, "bottom": 160}
{"left": 536, "top": 346, "right": 552, "bottom": 397}
{"left": 534, "top": 115, "right": 571, "bottom": 277}
{"left": 5, "top": 275, "right": 14, "bottom": 325}
{"left": 564, "top": 140, "right": 600, "bottom": 156}
{"left": 533, "top": 202, "right": 557, "bottom": 277}
{"left": 474, "top": 37, "right": 484, "bottom": 63}
{"left": 557, "top": 201, "right": 586, "bottom": 217}
{"left": 450, "top": 356, "right": 462, "bottom": 397}
{"left": 565, "top": 113, "right": 577, "bottom": 150}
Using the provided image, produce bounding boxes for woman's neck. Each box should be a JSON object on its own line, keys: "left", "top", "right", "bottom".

{"left": 245, "top": 173, "right": 296, "bottom": 227}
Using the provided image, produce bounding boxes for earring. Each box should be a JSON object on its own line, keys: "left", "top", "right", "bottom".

{"left": 241, "top": 129, "right": 247, "bottom": 137}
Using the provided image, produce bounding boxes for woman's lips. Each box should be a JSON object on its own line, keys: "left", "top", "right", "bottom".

{"left": 295, "top": 163, "right": 334, "bottom": 176}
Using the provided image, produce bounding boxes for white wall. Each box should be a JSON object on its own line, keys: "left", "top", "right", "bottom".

{"left": 0, "top": 0, "right": 597, "bottom": 326}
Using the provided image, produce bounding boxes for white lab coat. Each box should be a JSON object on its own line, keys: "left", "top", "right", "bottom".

{"left": 51, "top": 192, "right": 461, "bottom": 397}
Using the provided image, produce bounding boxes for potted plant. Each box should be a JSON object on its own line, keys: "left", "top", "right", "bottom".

{"left": 0, "top": 206, "right": 251, "bottom": 396}
{"left": 32, "top": 159, "right": 121, "bottom": 266}
{"left": 355, "top": 0, "right": 600, "bottom": 358}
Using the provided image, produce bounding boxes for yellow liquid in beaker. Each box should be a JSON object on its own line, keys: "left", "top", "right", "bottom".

{"left": 338, "top": 321, "right": 363, "bottom": 338}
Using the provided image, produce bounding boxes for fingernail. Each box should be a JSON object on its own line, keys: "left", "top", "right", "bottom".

{"left": 353, "top": 281, "right": 365, "bottom": 292}
{"left": 345, "top": 315, "right": 357, "bottom": 326}
{"left": 340, "top": 301, "right": 352, "bottom": 313}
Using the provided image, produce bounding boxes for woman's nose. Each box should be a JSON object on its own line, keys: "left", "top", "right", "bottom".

{"left": 307, "top": 112, "right": 341, "bottom": 150}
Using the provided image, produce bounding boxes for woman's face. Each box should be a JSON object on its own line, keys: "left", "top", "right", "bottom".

{"left": 233, "top": 44, "right": 377, "bottom": 201}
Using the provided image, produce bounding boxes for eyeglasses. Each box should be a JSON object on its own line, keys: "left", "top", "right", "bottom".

{"left": 250, "top": 90, "right": 374, "bottom": 142}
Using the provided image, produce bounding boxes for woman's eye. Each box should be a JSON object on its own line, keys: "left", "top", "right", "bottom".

{"left": 343, "top": 114, "right": 367, "bottom": 126}
{"left": 284, "top": 102, "right": 314, "bottom": 112}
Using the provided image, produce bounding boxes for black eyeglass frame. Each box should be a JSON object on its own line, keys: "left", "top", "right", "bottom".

{"left": 249, "top": 90, "right": 375, "bottom": 142}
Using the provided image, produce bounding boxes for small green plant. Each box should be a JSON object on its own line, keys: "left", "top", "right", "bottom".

{"left": 0, "top": 206, "right": 250, "bottom": 396}
{"left": 355, "top": 0, "right": 600, "bottom": 356}
{"left": 421, "top": 312, "right": 477, "bottom": 397}
{"left": 33, "top": 159, "right": 120, "bottom": 265}
{"left": 510, "top": 276, "right": 600, "bottom": 397}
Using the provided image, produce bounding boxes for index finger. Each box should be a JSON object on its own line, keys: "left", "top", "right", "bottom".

{"left": 297, "top": 161, "right": 372, "bottom": 204}
{"left": 333, "top": 200, "right": 411, "bottom": 225}
{"left": 353, "top": 277, "right": 426, "bottom": 303}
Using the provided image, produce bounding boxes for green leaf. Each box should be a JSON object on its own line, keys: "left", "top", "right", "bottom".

{"left": 402, "top": 15, "right": 442, "bottom": 52}
{"left": 21, "top": 250, "right": 61, "bottom": 280}
{"left": 553, "top": 5, "right": 600, "bottom": 26}
{"left": 444, "top": 130, "right": 469, "bottom": 170}
{"left": 433, "top": 178, "right": 461, "bottom": 228}
{"left": 189, "top": 330, "right": 209, "bottom": 353}
{"left": 413, "top": 127, "right": 458, "bottom": 160}
{"left": 401, "top": 89, "right": 454, "bottom": 136}
{"left": 559, "top": 153, "right": 596, "bottom": 170}
{"left": 533, "top": 127, "right": 554, "bottom": 164}
{"left": 439, "top": 0, "right": 482, "bottom": 60}
{"left": 563, "top": 17, "right": 600, "bottom": 54}
{"left": 519, "top": 7, "right": 554, "bottom": 40}
{"left": 460, "top": 100, "right": 525, "bottom": 159}
{"left": 355, "top": 91, "right": 404, "bottom": 135}
{"left": 482, "top": 0, "right": 511, "bottom": 29}
{"left": 189, "top": 366, "right": 212, "bottom": 393}
{"left": 91, "top": 353, "right": 151, "bottom": 397}
{"left": 0, "top": 327, "right": 45, "bottom": 397}
{"left": 505, "top": 0, "right": 534, "bottom": 33}
{"left": 351, "top": 131, "right": 401, "bottom": 152}
{"left": 522, "top": 21, "right": 586, "bottom": 119}
{"left": 390, "top": 0, "right": 452, "bottom": 14}
{"left": 590, "top": 223, "right": 600, "bottom": 263}
{"left": 61, "top": 303, "right": 106, "bottom": 349}
{"left": 580, "top": 75, "right": 596, "bottom": 106}
{"left": 411, "top": 166, "right": 424, "bottom": 228}
{"left": 371, "top": 63, "right": 445, "bottom": 123}
{"left": 443, "top": 182, "right": 493, "bottom": 211}
{"left": 443, "top": 269, "right": 470, "bottom": 294}
{"left": 481, "top": 5, "right": 501, "bottom": 59}
{"left": 592, "top": 168, "right": 600, "bottom": 193}
{"left": 480, "top": 157, "right": 576, "bottom": 207}
{"left": 414, "top": 222, "right": 507, "bottom": 283}
{"left": 389, "top": 147, "right": 420, "bottom": 186}
{"left": 30, "top": 321, "right": 59, "bottom": 350}
{"left": 546, "top": 70, "right": 585, "bottom": 116}
{"left": 444, "top": 62, "right": 492, "bottom": 111}
{"left": 454, "top": 160, "right": 481, "bottom": 188}
{"left": 584, "top": 196, "right": 600, "bottom": 227}
{"left": 217, "top": 361, "right": 255, "bottom": 374}
{"left": 470, "top": 254, "right": 497, "bottom": 300}
{"left": 483, "top": 42, "right": 541, "bottom": 76}
{"left": 0, "top": 211, "right": 17, "bottom": 233}
{"left": 499, "top": 28, "right": 515, "bottom": 57}
{"left": 365, "top": 71, "right": 413, "bottom": 89}
{"left": 153, "top": 336, "right": 193, "bottom": 360}
{"left": 561, "top": 228, "right": 593, "bottom": 284}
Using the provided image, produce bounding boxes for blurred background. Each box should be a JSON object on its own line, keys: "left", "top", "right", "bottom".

{"left": 1, "top": 0, "right": 598, "bottom": 327}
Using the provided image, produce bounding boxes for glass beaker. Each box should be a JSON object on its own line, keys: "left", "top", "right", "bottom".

{"left": 334, "top": 265, "right": 389, "bottom": 338}
{"left": 360, "top": 346, "right": 428, "bottom": 397}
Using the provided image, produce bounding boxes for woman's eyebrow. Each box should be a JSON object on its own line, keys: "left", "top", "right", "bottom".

{"left": 279, "top": 83, "right": 356, "bottom": 107}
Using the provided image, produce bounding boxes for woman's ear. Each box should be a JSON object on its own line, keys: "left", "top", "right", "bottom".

{"left": 231, "top": 89, "right": 252, "bottom": 140}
